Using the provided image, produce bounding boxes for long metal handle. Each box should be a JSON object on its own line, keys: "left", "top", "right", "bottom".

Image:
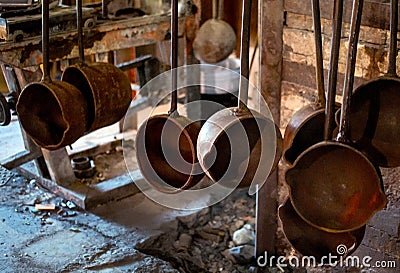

{"left": 387, "top": 0, "right": 398, "bottom": 76}
{"left": 337, "top": 0, "right": 364, "bottom": 141}
{"left": 42, "top": 0, "right": 51, "bottom": 82}
{"left": 312, "top": 0, "right": 326, "bottom": 107}
{"left": 238, "top": 0, "right": 252, "bottom": 110}
{"left": 169, "top": 0, "right": 179, "bottom": 115}
{"left": 77, "top": 0, "right": 85, "bottom": 65}
{"left": 218, "top": 0, "right": 224, "bottom": 20}
{"left": 212, "top": 0, "right": 218, "bottom": 19}
{"left": 324, "top": 0, "right": 343, "bottom": 140}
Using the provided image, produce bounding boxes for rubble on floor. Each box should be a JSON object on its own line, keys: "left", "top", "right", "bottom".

{"left": 135, "top": 189, "right": 258, "bottom": 273}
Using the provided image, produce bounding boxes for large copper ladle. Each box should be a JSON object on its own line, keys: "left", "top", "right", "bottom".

{"left": 17, "top": 0, "right": 88, "bottom": 150}
{"left": 135, "top": 0, "right": 204, "bottom": 193}
{"left": 285, "top": 0, "right": 387, "bottom": 233}
{"left": 196, "top": 0, "right": 282, "bottom": 192}
{"left": 283, "top": 0, "right": 342, "bottom": 165}
{"left": 344, "top": 0, "right": 400, "bottom": 167}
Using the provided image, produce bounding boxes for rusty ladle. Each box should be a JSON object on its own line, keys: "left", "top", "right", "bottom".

{"left": 61, "top": 0, "right": 132, "bottom": 133}
{"left": 193, "top": 0, "right": 236, "bottom": 63}
{"left": 16, "top": 0, "right": 88, "bottom": 150}
{"left": 283, "top": 0, "right": 342, "bottom": 165}
{"left": 343, "top": 0, "right": 400, "bottom": 167}
{"left": 279, "top": 198, "right": 366, "bottom": 260}
{"left": 196, "top": 0, "right": 282, "bottom": 190}
{"left": 135, "top": 0, "right": 204, "bottom": 193}
{"left": 285, "top": 0, "right": 387, "bottom": 233}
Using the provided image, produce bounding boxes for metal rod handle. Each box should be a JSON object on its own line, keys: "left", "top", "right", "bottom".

{"left": 77, "top": 0, "right": 85, "bottom": 65}
{"left": 218, "top": 0, "right": 224, "bottom": 20}
{"left": 212, "top": 0, "right": 218, "bottom": 19}
{"left": 238, "top": 0, "right": 252, "bottom": 110}
{"left": 169, "top": 0, "right": 179, "bottom": 115}
{"left": 312, "top": 0, "right": 326, "bottom": 107}
{"left": 387, "top": 0, "right": 398, "bottom": 76}
{"left": 42, "top": 0, "right": 51, "bottom": 82}
{"left": 324, "top": 0, "right": 343, "bottom": 140}
{"left": 337, "top": 0, "right": 364, "bottom": 141}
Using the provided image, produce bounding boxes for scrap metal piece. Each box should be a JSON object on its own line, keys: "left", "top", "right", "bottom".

{"left": 71, "top": 157, "right": 96, "bottom": 179}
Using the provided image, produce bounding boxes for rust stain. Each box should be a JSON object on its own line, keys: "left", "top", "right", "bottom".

{"left": 340, "top": 192, "right": 361, "bottom": 225}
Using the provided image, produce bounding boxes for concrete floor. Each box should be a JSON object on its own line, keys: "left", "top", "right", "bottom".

{"left": 0, "top": 120, "right": 198, "bottom": 272}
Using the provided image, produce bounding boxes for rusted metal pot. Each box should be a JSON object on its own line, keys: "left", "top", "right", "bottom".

{"left": 61, "top": 0, "right": 131, "bottom": 133}
{"left": 284, "top": 0, "right": 341, "bottom": 165}
{"left": 193, "top": 0, "right": 236, "bottom": 63}
{"left": 197, "top": 0, "right": 282, "bottom": 190}
{"left": 135, "top": 0, "right": 204, "bottom": 194}
{"left": 343, "top": 0, "right": 400, "bottom": 167}
{"left": 17, "top": 0, "right": 88, "bottom": 150}
{"left": 279, "top": 199, "right": 365, "bottom": 260}
{"left": 198, "top": 107, "right": 282, "bottom": 189}
{"left": 285, "top": 0, "right": 387, "bottom": 233}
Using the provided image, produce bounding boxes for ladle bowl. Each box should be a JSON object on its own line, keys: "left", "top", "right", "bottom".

{"left": 136, "top": 114, "right": 204, "bottom": 193}
{"left": 279, "top": 198, "right": 366, "bottom": 260}
{"left": 197, "top": 107, "right": 281, "bottom": 188}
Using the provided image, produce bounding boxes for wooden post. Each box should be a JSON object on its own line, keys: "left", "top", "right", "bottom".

{"left": 255, "top": 0, "right": 284, "bottom": 263}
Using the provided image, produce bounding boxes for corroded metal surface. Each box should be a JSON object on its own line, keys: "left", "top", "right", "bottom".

{"left": 279, "top": 198, "right": 365, "bottom": 260}
{"left": 16, "top": 0, "right": 89, "bottom": 150}
{"left": 345, "top": 0, "right": 400, "bottom": 167}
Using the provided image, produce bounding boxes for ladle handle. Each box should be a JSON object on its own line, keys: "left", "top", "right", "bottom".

{"left": 324, "top": 0, "right": 343, "bottom": 140}
{"left": 218, "top": 0, "right": 224, "bottom": 20}
{"left": 387, "top": 0, "right": 398, "bottom": 76}
{"left": 42, "top": 0, "right": 51, "bottom": 82}
{"left": 238, "top": 0, "right": 251, "bottom": 110}
{"left": 212, "top": 0, "right": 218, "bottom": 19}
{"left": 312, "top": 0, "right": 326, "bottom": 107}
{"left": 337, "top": 0, "right": 363, "bottom": 142}
{"left": 169, "top": 0, "right": 179, "bottom": 115}
{"left": 77, "top": 0, "right": 85, "bottom": 65}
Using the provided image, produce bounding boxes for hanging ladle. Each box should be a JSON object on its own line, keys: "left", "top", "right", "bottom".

{"left": 279, "top": 198, "right": 365, "bottom": 260}
{"left": 285, "top": 0, "right": 387, "bottom": 233}
{"left": 196, "top": 0, "right": 282, "bottom": 191}
{"left": 135, "top": 0, "right": 204, "bottom": 193}
{"left": 17, "top": 0, "right": 89, "bottom": 150}
{"left": 193, "top": 0, "right": 236, "bottom": 63}
{"left": 283, "top": 0, "right": 341, "bottom": 165}
{"left": 343, "top": 0, "right": 400, "bottom": 167}
{"left": 61, "top": 0, "right": 132, "bottom": 133}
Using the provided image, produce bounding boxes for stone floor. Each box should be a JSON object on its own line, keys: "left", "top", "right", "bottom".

{"left": 0, "top": 120, "right": 194, "bottom": 272}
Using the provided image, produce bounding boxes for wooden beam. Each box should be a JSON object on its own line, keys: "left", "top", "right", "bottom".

{"left": 256, "top": 0, "right": 284, "bottom": 261}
